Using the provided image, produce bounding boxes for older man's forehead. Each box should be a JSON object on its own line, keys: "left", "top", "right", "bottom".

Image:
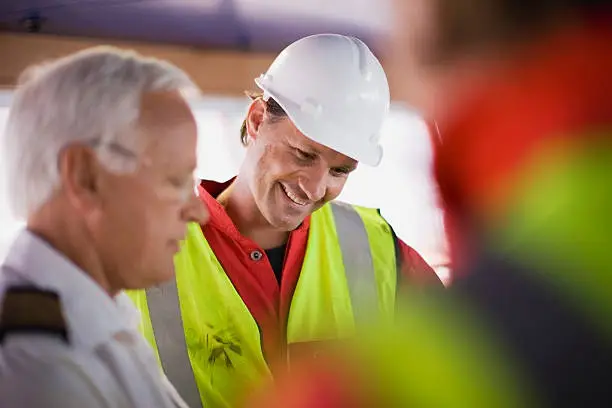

{"left": 134, "top": 93, "right": 197, "bottom": 170}
{"left": 138, "top": 90, "right": 194, "bottom": 128}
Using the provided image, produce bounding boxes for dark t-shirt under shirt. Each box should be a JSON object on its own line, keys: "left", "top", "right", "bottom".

{"left": 265, "top": 245, "right": 286, "bottom": 285}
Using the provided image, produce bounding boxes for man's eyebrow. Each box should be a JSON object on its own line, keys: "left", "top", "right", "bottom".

{"left": 334, "top": 162, "right": 357, "bottom": 172}
{"left": 290, "top": 142, "right": 320, "bottom": 155}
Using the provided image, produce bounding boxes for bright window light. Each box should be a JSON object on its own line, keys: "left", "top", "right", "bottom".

{"left": 0, "top": 93, "right": 449, "bottom": 282}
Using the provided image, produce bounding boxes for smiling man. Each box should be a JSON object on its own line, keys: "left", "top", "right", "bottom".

{"left": 128, "top": 33, "right": 442, "bottom": 408}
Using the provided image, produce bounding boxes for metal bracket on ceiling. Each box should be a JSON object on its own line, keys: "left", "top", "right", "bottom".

{"left": 19, "top": 11, "right": 47, "bottom": 33}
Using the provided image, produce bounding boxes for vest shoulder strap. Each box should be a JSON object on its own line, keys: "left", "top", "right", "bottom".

{"left": 325, "top": 201, "right": 398, "bottom": 323}
{"left": 330, "top": 202, "right": 401, "bottom": 268}
{"left": 0, "top": 286, "right": 69, "bottom": 345}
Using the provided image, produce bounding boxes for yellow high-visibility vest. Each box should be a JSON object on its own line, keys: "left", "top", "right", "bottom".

{"left": 127, "top": 201, "right": 398, "bottom": 408}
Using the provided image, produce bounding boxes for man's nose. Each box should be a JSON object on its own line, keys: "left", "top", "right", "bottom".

{"left": 181, "top": 191, "right": 209, "bottom": 225}
{"left": 298, "top": 166, "right": 328, "bottom": 202}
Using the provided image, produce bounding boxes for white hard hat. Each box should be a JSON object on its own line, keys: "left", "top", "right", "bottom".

{"left": 255, "top": 34, "right": 390, "bottom": 166}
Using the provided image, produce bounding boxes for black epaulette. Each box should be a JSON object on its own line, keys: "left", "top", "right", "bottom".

{"left": 0, "top": 286, "right": 69, "bottom": 345}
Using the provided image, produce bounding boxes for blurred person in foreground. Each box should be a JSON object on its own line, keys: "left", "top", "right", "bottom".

{"left": 0, "top": 46, "right": 208, "bottom": 407}
{"left": 127, "top": 33, "right": 442, "bottom": 408}
{"left": 245, "top": 1, "right": 612, "bottom": 407}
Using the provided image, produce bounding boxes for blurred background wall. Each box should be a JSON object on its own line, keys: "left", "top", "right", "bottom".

{"left": 0, "top": 0, "right": 449, "bottom": 282}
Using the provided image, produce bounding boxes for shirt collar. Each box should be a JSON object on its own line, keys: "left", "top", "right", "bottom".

{"left": 198, "top": 178, "right": 311, "bottom": 242}
{"left": 2, "top": 229, "right": 137, "bottom": 350}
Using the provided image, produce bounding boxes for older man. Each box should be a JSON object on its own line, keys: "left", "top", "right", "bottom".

{"left": 0, "top": 46, "right": 207, "bottom": 407}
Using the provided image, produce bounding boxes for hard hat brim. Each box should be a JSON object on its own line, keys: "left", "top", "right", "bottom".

{"left": 255, "top": 78, "right": 384, "bottom": 167}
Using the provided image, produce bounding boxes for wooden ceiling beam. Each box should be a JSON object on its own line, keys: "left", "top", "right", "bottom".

{"left": 0, "top": 33, "right": 276, "bottom": 96}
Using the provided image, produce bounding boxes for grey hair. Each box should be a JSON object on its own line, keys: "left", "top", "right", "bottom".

{"left": 2, "top": 46, "right": 199, "bottom": 220}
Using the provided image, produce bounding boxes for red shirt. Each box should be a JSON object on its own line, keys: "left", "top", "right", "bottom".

{"left": 198, "top": 179, "right": 441, "bottom": 365}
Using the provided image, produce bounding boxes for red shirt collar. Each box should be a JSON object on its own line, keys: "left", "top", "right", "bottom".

{"left": 197, "top": 178, "right": 311, "bottom": 242}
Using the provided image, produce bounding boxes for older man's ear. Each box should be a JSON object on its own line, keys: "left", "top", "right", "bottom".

{"left": 58, "top": 145, "right": 103, "bottom": 214}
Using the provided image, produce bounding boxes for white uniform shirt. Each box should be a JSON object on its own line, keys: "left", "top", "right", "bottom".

{"left": 0, "top": 229, "right": 189, "bottom": 408}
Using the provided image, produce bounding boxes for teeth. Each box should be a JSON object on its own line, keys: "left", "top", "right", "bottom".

{"left": 281, "top": 184, "right": 307, "bottom": 206}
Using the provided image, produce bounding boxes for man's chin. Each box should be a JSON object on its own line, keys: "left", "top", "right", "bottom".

{"left": 265, "top": 211, "right": 305, "bottom": 232}
{"left": 264, "top": 197, "right": 309, "bottom": 230}
{"left": 142, "top": 266, "right": 176, "bottom": 288}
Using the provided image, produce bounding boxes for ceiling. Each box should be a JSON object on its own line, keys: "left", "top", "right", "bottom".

{"left": 0, "top": 0, "right": 391, "bottom": 54}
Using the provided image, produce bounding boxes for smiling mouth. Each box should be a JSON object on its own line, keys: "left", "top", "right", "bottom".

{"left": 280, "top": 183, "right": 308, "bottom": 206}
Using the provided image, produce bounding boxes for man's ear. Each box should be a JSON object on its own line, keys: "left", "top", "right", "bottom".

{"left": 57, "top": 145, "right": 102, "bottom": 212}
{"left": 245, "top": 98, "right": 266, "bottom": 143}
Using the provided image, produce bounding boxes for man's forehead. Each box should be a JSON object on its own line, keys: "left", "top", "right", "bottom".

{"left": 139, "top": 91, "right": 193, "bottom": 127}
{"left": 135, "top": 91, "right": 197, "bottom": 170}
{"left": 286, "top": 122, "right": 357, "bottom": 166}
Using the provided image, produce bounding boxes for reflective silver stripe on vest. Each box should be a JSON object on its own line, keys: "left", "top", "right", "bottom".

{"left": 330, "top": 202, "right": 378, "bottom": 324}
{"left": 146, "top": 281, "right": 203, "bottom": 408}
